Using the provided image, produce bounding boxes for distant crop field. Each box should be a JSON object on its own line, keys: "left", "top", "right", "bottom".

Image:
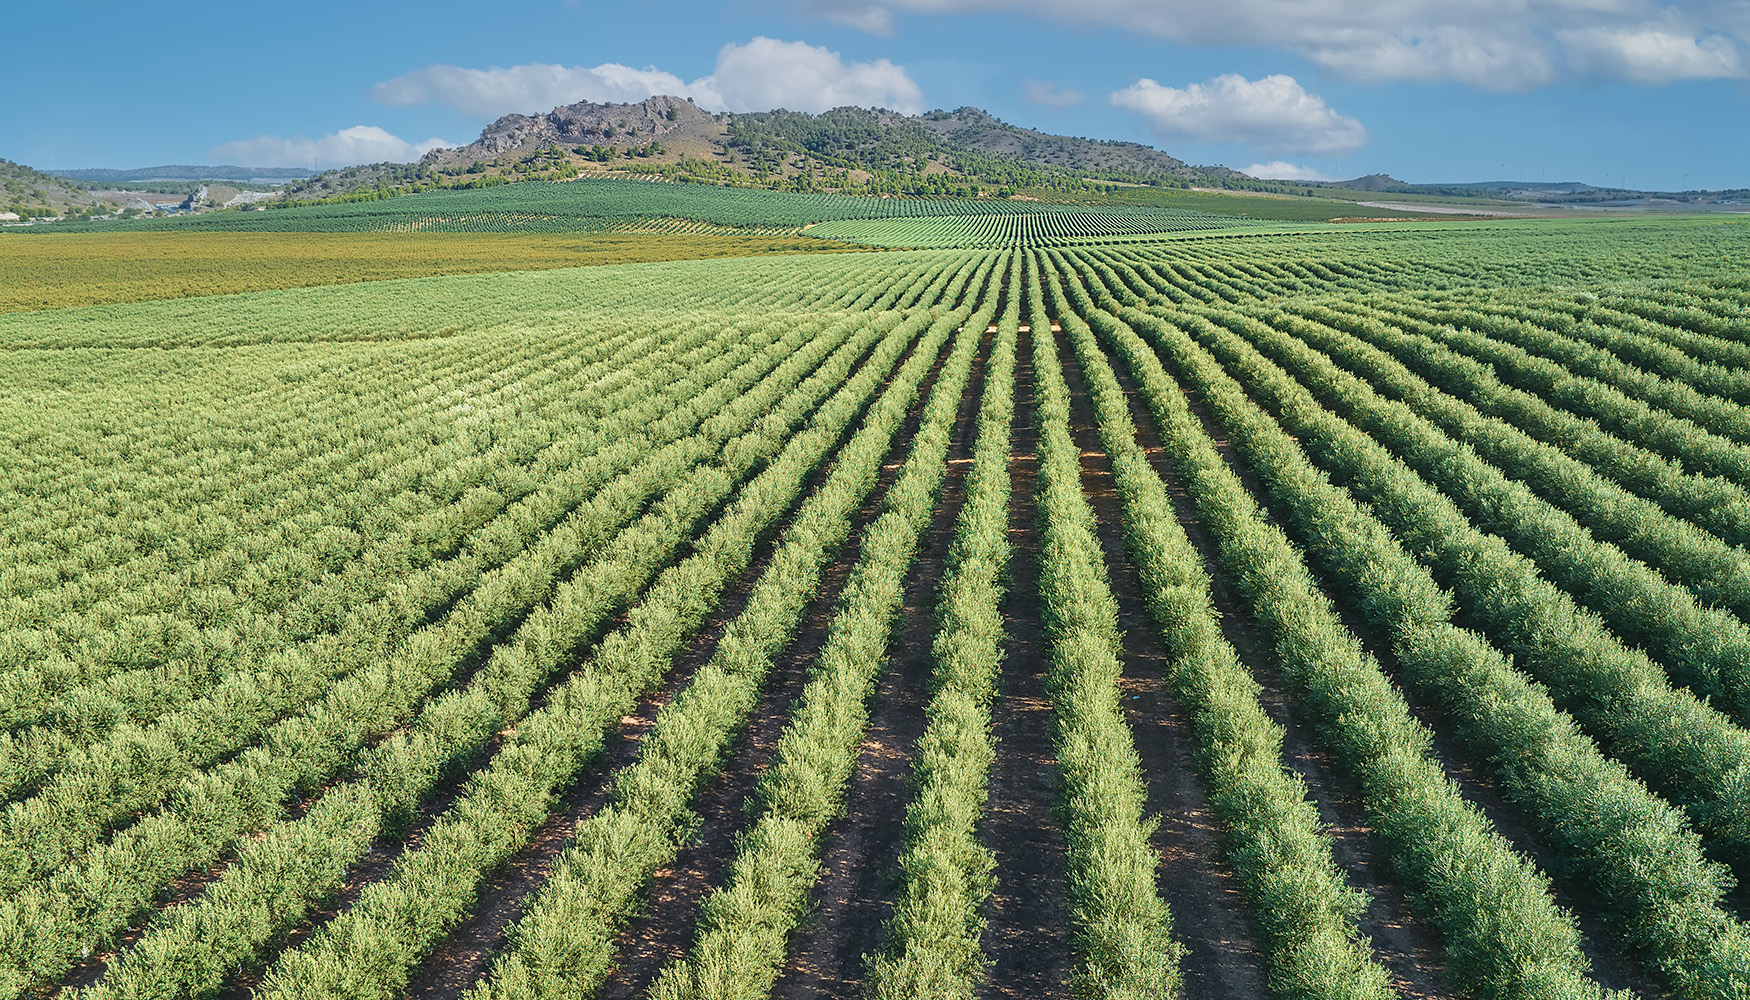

{"left": 2, "top": 195, "right": 1748, "bottom": 1000}
{"left": 805, "top": 205, "right": 1266, "bottom": 247}
{"left": 0, "top": 228, "right": 860, "bottom": 314}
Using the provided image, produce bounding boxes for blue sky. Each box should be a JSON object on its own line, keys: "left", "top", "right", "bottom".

{"left": 3, "top": 0, "right": 1745, "bottom": 189}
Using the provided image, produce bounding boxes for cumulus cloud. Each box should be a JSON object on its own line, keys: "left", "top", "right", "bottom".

{"left": 805, "top": 0, "right": 1746, "bottom": 89}
{"left": 1559, "top": 26, "right": 1742, "bottom": 81}
{"left": 1242, "top": 161, "right": 1336, "bottom": 181}
{"left": 373, "top": 63, "right": 698, "bottom": 117}
{"left": 1111, "top": 74, "right": 1368, "bottom": 156}
{"left": 211, "top": 126, "right": 451, "bottom": 169}
{"left": 373, "top": 38, "right": 922, "bottom": 120}
{"left": 1024, "top": 79, "right": 1084, "bottom": 107}
{"left": 702, "top": 37, "right": 924, "bottom": 113}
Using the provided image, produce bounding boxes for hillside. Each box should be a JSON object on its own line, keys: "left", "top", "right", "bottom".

{"left": 0, "top": 159, "right": 100, "bottom": 219}
{"left": 424, "top": 94, "right": 721, "bottom": 168}
{"left": 910, "top": 106, "right": 1222, "bottom": 179}
{"left": 276, "top": 97, "right": 1249, "bottom": 207}
{"left": 1, "top": 159, "right": 275, "bottom": 221}
{"left": 423, "top": 97, "right": 1215, "bottom": 186}
{"left": 1323, "top": 174, "right": 1409, "bottom": 191}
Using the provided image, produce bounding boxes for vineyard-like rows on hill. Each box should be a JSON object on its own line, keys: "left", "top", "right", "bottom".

{"left": 2, "top": 212, "right": 1749, "bottom": 1000}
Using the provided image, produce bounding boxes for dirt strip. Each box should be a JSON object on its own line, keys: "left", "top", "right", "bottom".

{"left": 1055, "top": 327, "right": 1271, "bottom": 999}
{"left": 1100, "top": 322, "right": 1452, "bottom": 1000}
{"left": 400, "top": 307, "right": 913, "bottom": 1000}
{"left": 773, "top": 323, "right": 996, "bottom": 997}
{"left": 1205, "top": 319, "right": 1666, "bottom": 996}
{"left": 596, "top": 317, "right": 961, "bottom": 1000}
{"left": 977, "top": 323, "right": 1074, "bottom": 1000}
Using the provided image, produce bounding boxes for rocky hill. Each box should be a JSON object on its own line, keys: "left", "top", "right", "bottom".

{"left": 424, "top": 95, "right": 723, "bottom": 169}
{"left": 219, "top": 97, "right": 1393, "bottom": 208}
{"left": 416, "top": 97, "right": 1234, "bottom": 196}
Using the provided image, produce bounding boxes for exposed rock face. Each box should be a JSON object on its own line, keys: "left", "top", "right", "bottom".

{"left": 222, "top": 189, "right": 279, "bottom": 207}
{"left": 426, "top": 95, "right": 723, "bottom": 167}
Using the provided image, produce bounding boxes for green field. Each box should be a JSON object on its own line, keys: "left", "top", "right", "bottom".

{"left": 2, "top": 177, "right": 1749, "bottom": 1000}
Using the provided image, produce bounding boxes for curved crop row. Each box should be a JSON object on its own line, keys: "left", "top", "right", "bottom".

{"left": 1230, "top": 306, "right": 1750, "bottom": 714}
{"left": 1294, "top": 298, "right": 1750, "bottom": 547}
{"left": 1180, "top": 303, "right": 1750, "bottom": 860}
{"left": 1343, "top": 295, "right": 1750, "bottom": 478}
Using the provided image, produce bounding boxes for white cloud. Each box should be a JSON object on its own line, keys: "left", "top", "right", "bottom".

{"left": 805, "top": 0, "right": 1746, "bottom": 89}
{"left": 1558, "top": 26, "right": 1742, "bottom": 81}
{"left": 372, "top": 38, "right": 922, "bottom": 119}
{"left": 211, "top": 126, "right": 451, "bottom": 169}
{"left": 1242, "top": 161, "right": 1336, "bottom": 181}
{"left": 1024, "top": 79, "right": 1084, "bottom": 107}
{"left": 372, "top": 63, "right": 699, "bottom": 117}
{"left": 698, "top": 38, "right": 925, "bottom": 113}
{"left": 1111, "top": 74, "right": 1369, "bottom": 156}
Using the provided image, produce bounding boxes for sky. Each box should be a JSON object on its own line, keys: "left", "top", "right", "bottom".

{"left": 3, "top": 0, "right": 1746, "bottom": 190}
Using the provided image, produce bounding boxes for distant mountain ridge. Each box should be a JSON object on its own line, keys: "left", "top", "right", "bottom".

{"left": 1323, "top": 174, "right": 1409, "bottom": 191}
{"left": 55, "top": 165, "right": 313, "bottom": 183}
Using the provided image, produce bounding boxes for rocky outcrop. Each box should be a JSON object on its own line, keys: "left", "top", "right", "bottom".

{"left": 425, "top": 95, "right": 723, "bottom": 168}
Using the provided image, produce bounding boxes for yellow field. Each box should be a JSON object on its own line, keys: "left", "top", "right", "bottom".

{"left": 0, "top": 230, "right": 861, "bottom": 313}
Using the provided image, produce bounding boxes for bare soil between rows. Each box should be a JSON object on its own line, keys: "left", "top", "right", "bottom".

{"left": 977, "top": 323, "right": 1075, "bottom": 1000}
{"left": 773, "top": 322, "right": 995, "bottom": 997}
{"left": 1090, "top": 304, "right": 1453, "bottom": 999}
{"left": 597, "top": 313, "right": 959, "bottom": 1000}
{"left": 1054, "top": 325, "right": 1270, "bottom": 1000}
